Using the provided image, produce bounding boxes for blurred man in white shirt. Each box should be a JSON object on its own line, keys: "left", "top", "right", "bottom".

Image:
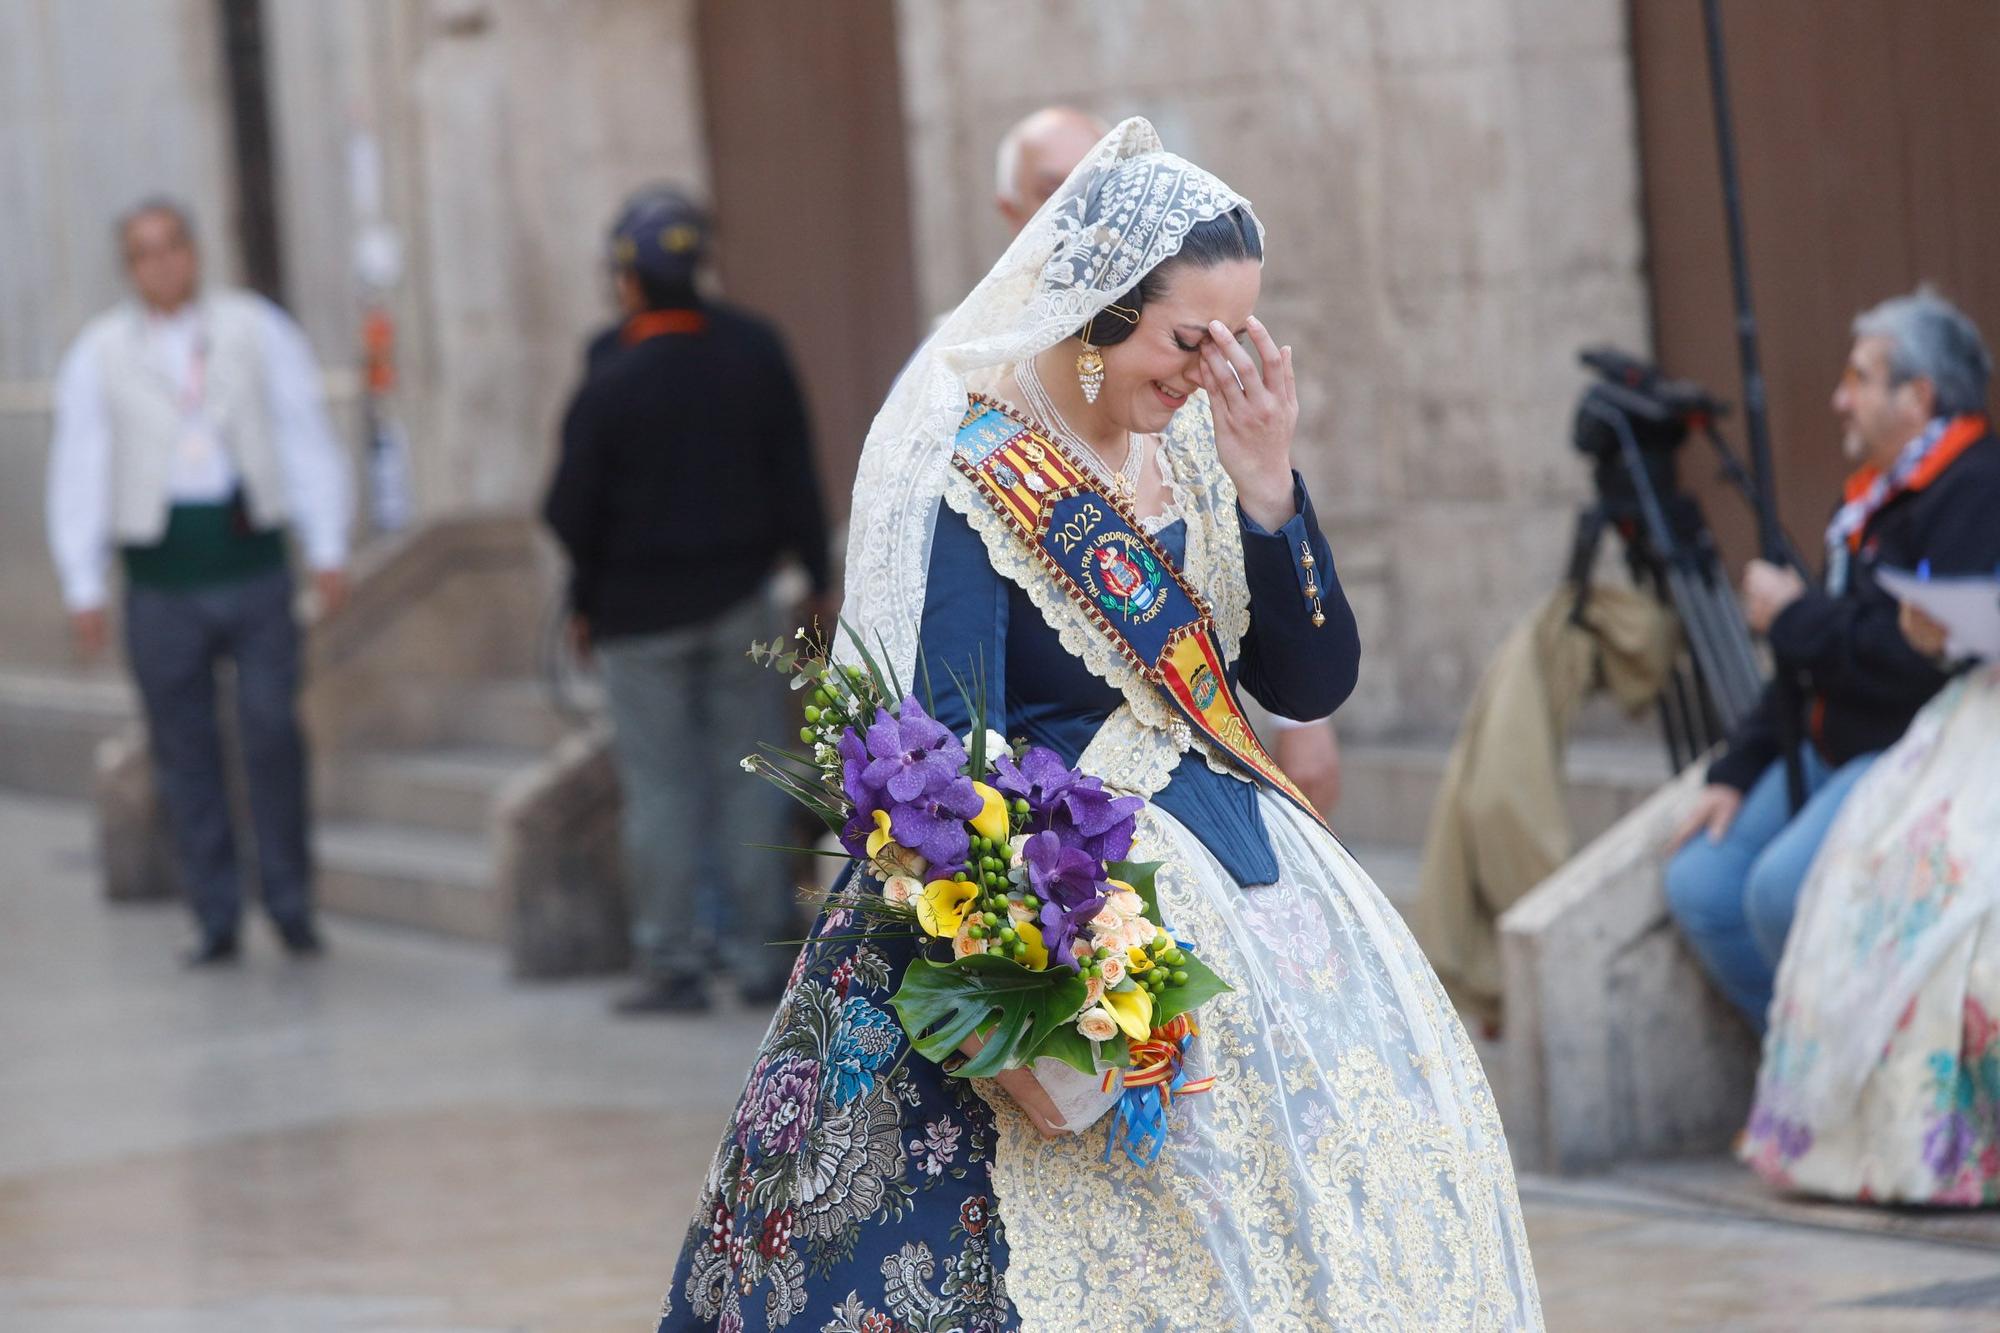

{"left": 46, "top": 199, "right": 351, "bottom": 964}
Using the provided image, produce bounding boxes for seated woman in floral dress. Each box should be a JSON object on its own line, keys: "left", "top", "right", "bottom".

{"left": 1744, "top": 598, "right": 2000, "bottom": 1204}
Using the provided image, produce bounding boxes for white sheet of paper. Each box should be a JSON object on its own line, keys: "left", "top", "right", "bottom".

{"left": 1875, "top": 566, "right": 2000, "bottom": 662}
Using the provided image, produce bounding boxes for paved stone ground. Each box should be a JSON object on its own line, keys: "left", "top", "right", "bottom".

{"left": 3, "top": 793, "right": 1998, "bottom": 1331}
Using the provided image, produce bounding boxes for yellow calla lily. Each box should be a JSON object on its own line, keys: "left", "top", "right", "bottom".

{"left": 969, "top": 781, "right": 1010, "bottom": 842}
{"left": 1014, "top": 919, "right": 1049, "bottom": 971}
{"left": 1104, "top": 984, "right": 1154, "bottom": 1040}
{"left": 1105, "top": 877, "right": 1135, "bottom": 896}
{"left": 1125, "top": 946, "right": 1154, "bottom": 974}
{"left": 865, "top": 809, "right": 896, "bottom": 859}
{"left": 916, "top": 878, "right": 979, "bottom": 939}
{"left": 865, "top": 808, "right": 926, "bottom": 878}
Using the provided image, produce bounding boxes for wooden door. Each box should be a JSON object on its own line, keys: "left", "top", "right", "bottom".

{"left": 1630, "top": 0, "right": 2000, "bottom": 571}
{"left": 694, "top": 0, "right": 919, "bottom": 523}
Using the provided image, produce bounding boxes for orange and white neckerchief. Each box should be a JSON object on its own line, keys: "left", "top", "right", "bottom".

{"left": 1825, "top": 413, "right": 1986, "bottom": 593}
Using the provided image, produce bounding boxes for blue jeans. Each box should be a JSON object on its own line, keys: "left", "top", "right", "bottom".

{"left": 1664, "top": 749, "right": 1878, "bottom": 1030}
{"left": 596, "top": 595, "right": 795, "bottom": 988}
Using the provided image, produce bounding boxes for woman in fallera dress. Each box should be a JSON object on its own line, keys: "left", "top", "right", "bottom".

{"left": 657, "top": 119, "right": 1542, "bottom": 1332}
{"left": 1743, "top": 601, "right": 2000, "bottom": 1206}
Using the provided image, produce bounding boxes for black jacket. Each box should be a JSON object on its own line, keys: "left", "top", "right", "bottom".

{"left": 542, "top": 303, "right": 831, "bottom": 640}
{"left": 1709, "top": 431, "right": 2000, "bottom": 791}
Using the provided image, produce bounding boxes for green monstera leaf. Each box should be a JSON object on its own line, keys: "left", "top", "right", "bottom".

{"left": 890, "top": 954, "right": 1091, "bottom": 1079}
{"left": 1035, "top": 1021, "right": 1131, "bottom": 1077}
{"left": 1151, "top": 952, "right": 1229, "bottom": 1027}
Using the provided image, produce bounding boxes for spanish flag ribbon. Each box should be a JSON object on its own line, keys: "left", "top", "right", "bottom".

{"left": 1100, "top": 1014, "right": 1215, "bottom": 1166}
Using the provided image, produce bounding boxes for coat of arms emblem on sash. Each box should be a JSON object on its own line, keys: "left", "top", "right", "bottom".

{"left": 1082, "top": 532, "right": 1167, "bottom": 622}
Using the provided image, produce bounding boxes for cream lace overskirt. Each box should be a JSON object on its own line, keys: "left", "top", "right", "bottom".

{"left": 978, "top": 791, "right": 1543, "bottom": 1331}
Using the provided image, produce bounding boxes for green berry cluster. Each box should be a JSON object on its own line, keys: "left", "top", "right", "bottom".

{"left": 798, "top": 679, "right": 864, "bottom": 746}
{"left": 960, "top": 825, "right": 1037, "bottom": 961}
{"left": 1138, "top": 932, "right": 1191, "bottom": 993}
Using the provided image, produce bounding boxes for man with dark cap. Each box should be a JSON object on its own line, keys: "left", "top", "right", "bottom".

{"left": 543, "top": 187, "right": 832, "bottom": 1014}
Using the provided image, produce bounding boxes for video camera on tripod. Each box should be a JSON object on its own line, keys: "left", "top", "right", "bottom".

{"left": 1566, "top": 348, "right": 1777, "bottom": 771}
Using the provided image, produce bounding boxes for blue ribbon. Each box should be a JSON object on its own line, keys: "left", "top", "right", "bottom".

{"left": 1102, "top": 1030, "right": 1199, "bottom": 1168}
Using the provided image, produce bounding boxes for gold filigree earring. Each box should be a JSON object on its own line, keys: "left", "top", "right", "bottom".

{"left": 1076, "top": 317, "right": 1105, "bottom": 404}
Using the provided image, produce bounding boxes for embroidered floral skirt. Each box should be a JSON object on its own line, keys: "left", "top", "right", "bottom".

{"left": 657, "top": 889, "right": 1014, "bottom": 1333}
{"left": 1743, "top": 671, "right": 2000, "bottom": 1205}
{"left": 659, "top": 796, "right": 1544, "bottom": 1331}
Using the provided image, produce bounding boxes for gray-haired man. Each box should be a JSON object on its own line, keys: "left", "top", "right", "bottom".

{"left": 1665, "top": 288, "right": 2000, "bottom": 1028}
{"left": 46, "top": 200, "right": 351, "bottom": 965}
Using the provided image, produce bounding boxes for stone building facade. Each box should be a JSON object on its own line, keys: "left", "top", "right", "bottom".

{"left": 899, "top": 0, "right": 1648, "bottom": 732}
{"left": 0, "top": 0, "right": 1650, "bottom": 741}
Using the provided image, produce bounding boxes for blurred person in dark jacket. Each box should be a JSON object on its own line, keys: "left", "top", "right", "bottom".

{"left": 1666, "top": 288, "right": 2000, "bottom": 1029}
{"left": 543, "top": 188, "right": 831, "bottom": 1014}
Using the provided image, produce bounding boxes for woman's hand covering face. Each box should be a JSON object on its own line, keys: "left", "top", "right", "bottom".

{"left": 1196, "top": 314, "right": 1300, "bottom": 528}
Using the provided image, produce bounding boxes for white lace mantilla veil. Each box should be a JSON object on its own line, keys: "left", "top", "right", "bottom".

{"left": 839, "top": 117, "right": 1259, "bottom": 688}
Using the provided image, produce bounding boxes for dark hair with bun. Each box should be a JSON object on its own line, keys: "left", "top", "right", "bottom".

{"left": 1078, "top": 205, "right": 1261, "bottom": 347}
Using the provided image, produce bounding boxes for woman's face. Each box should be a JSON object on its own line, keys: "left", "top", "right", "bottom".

{"left": 1097, "top": 258, "right": 1262, "bottom": 435}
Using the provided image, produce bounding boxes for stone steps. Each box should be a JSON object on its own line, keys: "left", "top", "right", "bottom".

{"left": 314, "top": 818, "right": 499, "bottom": 942}
{"left": 436, "top": 678, "right": 579, "bottom": 752}
{"left": 322, "top": 743, "right": 541, "bottom": 836}
{"left": 0, "top": 670, "right": 135, "bottom": 800}
{"left": 312, "top": 735, "right": 557, "bottom": 942}
{"left": 311, "top": 682, "right": 570, "bottom": 939}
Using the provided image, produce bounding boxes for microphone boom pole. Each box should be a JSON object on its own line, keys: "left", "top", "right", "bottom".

{"left": 1699, "top": 0, "right": 1808, "bottom": 809}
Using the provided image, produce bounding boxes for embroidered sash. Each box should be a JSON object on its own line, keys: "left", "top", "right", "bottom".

{"left": 952, "top": 394, "right": 1329, "bottom": 831}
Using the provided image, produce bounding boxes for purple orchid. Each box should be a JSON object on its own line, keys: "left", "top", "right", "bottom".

{"left": 836, "top": 728, "right": 879, "bottom": 858}
{"left": 838, "top": 728, "right": 876, "bottom": 811}
{"left": 888, "top": 782, "right": 983, "bottom": 874}
{"left": 1022, "top": 830, "right": 1111, "bottom": 971}
{"left": 854, "top": 696, "right": 969, "bottom": 806}
{"left": 993, "top": 745, "right": 1143, "bottom": 862}
{"left": 835, "top": 696, "right": 981, "bottom": 874}
{"left": 837, "top": 810, "right": 875, "bottom": 862}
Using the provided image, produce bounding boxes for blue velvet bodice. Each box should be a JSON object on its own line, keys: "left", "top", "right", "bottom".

{"left": 915, "top": 477, "right": 1359, "bottom": 884}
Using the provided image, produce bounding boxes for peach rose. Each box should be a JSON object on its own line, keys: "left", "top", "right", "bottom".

{"left": 1076, "top": 1006, "right": 1119, "bottom": 1042}
{"left": 1115, "top": 920, "right": 1159, "bottom": 954}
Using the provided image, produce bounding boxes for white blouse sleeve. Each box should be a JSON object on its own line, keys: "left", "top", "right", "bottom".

{"left": 45, "top": 331, "right": 114, "bottom": 611}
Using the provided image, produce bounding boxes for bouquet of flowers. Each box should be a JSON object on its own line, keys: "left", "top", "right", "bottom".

{"left": 746, "top": 625, "right": 1228, "bottom": 1163}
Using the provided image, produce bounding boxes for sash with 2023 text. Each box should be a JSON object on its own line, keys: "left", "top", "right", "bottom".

{"left": 951, "top": 394, "right": 1329, "bottom": 832}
